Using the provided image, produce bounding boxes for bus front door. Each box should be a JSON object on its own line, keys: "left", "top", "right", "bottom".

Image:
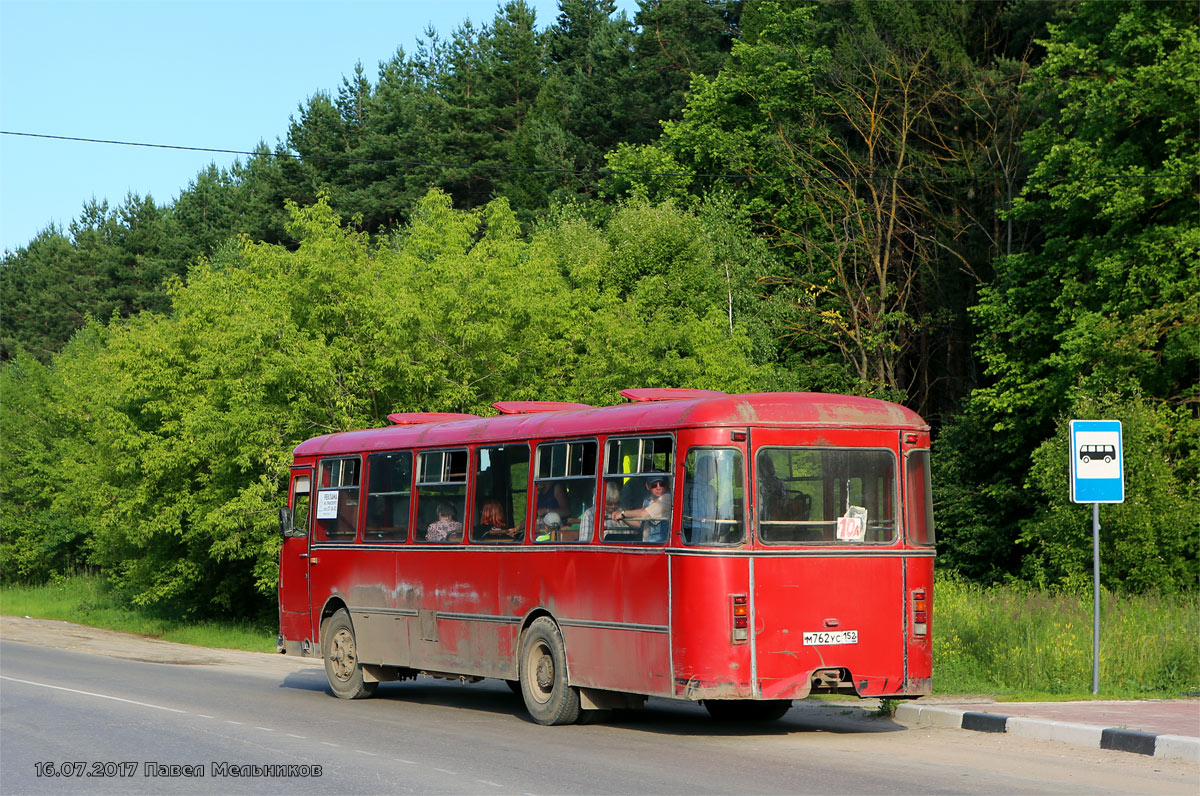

{"left": 278, "top": 468, "right": 314, "bottom": 653}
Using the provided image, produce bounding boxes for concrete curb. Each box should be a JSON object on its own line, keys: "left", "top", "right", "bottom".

{"left": 894, "top": 704, "right": 1200, "bottom": 762}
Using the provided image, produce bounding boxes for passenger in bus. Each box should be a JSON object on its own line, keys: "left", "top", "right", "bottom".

{"left": 757, "top": 456, "right": 787, "bottom": 520}
{"left": 425, "top": 503, "right": 463, "bottom": 542}
{"left": 580, "top": 482, "right": 622, "bottom": 542}
{"left": 535, "top": 511, "right": 563, "bottom": 542}
{"left": 534, "top": 481, "right": 570, "bottom": 525}
{"left": 685, "top": 456, "right": 722, "bottom": 544}
{"left": 610, "top": 475, "right": 672, "bottom": 543}
{"left": 473, "top": 499, "right": 520, "bottom": 541}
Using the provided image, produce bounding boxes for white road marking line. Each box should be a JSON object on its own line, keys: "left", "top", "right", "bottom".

{"left": 287, "top": 733, "right": 305, "bottom": 738}
{"left": 396, "top": 759, "right": 416, "bottom": 765}
{"left": 476, "top": 780, "right": 503, "bottom": 788}
{"left": 227, "top": 720, "right": 245, "bottom": 725}
{"left": 0, "top": 676, "right": 186, "bottom": 713}
{"left": 196, "top": 714, "right": 214, "bottom": 719}
{"left": 356, "top": 750, "right": 377, "bottom": 756}
{"left": 255, "top": 727, "right": 275, "bottom": 731}
{"left": 321, "top": 741, "right": 339, "bottom": 747}
{"left": 434, "top": 768, "right": 457, "bottom": 775}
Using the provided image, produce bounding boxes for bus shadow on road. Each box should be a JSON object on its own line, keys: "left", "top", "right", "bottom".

{"left": 280, "top": 673, "right": 905, "bottom": 736}
{"left": 593, "top": 698, "right": 906, "bottom": 738}
{"left": 278, "top": 668, "right": 332, "bottom": 693}
{"left": 278, "top": 673, "right": 529, "bottom": 719}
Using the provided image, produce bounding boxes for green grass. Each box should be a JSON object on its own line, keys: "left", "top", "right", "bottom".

{"left": 0, "top": 575, "right": 275, "bottom": 653}
{"left": 933, "top": 576, "right": 1200, "bottom": 699}
{"left": 4, "top": 574, "right": 1198, "bottom": 700}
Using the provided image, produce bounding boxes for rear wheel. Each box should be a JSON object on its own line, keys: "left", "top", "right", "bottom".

{"left": 323, "top": 609, "right": 377, "bottom": 699}
{"left": 704, "top": 699, "right": 791, "bottom": 722}
{"left": 519, "top": 617, "right": 580, "bottom": 725}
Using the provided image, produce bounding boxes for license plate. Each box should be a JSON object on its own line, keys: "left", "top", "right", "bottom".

{"left": 803, "top": 630, "right": 858, "bottom": 645}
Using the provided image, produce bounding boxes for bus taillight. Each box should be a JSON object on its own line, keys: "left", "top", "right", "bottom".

{"left": 911, "top": 590, "right": 928, "bottom": 638}
{"left": 731, "top": 594, "right": 749, "bottom": 643}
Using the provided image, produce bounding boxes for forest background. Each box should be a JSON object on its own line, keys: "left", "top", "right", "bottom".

{"left": 1, "top": 0, "right": 1196, "bottom": 622}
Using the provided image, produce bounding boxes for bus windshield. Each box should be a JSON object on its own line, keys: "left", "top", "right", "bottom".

{"left": 757, "top": 448, "right": 896, "bottom": 544}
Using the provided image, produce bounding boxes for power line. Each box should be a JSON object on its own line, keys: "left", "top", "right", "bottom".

{"left": 2, "top": 129, "right": 1197, "bottom": 184}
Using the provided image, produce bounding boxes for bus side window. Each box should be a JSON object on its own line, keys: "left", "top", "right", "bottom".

{"left": 289, "top": 473, "right": 311, "bottom": 537}
{"left": 905, "top": 450, "right": 935, "bottom": 546}
{"left": 681, "top": 448, "right": 745, "bottom": 546}
{"left": 533, "top": 440, "right": 597, "bottom": 543}
{"left": 473, "top": 444, "right": 529, "bottom": 543}
{"left": 602, "top": 435, "right": 674, "bottom": 543}
{"left": 416, "top": 450, "right": 467, "bottom": 543}
{"left": 364, "top": 451, "right": 412, "bottom": 542}
{"left": 315, "top": 457, "right": 361, "bottom": 542}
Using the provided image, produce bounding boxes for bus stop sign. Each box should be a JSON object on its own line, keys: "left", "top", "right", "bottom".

{"left": 1069, "top": 420, "right": 1124, "bottom": 503}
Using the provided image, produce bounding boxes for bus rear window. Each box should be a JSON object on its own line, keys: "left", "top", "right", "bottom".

{"left": 757, "top": 448, "right": 896, "bottom": 544}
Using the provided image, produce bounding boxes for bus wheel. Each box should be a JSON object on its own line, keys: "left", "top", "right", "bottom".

{"left": 704, "top": 699, "right": 791, "bottom": 722}
{"left": 519, "top": 617, "right": 580, "bottom": 725}
{"left": 323, "top": 609, "right": 377, "bottom": 699}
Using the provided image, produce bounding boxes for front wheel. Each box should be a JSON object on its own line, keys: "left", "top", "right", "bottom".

{"left": 323, "top": 609, "right": 377, "bottom": 699}
{"left": 519, "top": 617, "right": 580, "bottom": 725}
{"left": 704, "top": 699, "right": 791, "bottom": 722}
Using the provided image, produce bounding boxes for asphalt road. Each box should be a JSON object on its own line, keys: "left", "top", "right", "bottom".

{"left": 1, "top": 632, "right": 1196, "bottom": 795}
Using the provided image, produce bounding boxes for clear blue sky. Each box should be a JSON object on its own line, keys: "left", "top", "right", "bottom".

{"left": 0, "top": 0, "right": 638, "bottom": 254}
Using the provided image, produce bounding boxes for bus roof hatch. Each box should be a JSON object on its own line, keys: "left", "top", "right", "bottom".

{"left": 620, "top": 388, "right": 728, "bottom": 403}
{"left": 492, "top": 401, "right": 594, "bottom": 414}
{"left": 386, "top": 412, "right": 481, "bottom": 425}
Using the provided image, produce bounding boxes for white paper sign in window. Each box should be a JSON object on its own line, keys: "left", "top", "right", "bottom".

{"left": 316, "top": 490, "right": 340, "bottom": 520}
{"left": 837, "top": 506, "right": 868, "bottom": 541}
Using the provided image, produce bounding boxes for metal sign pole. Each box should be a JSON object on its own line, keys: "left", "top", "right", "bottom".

{"left": 1092, "top": 502, "right": 1100, "bottom": 696}
{"left": 1070, "top": 419, "right": 1123, "bottom": 696}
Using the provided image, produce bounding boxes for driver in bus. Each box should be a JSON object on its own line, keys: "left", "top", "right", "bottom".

{"left": 610, "top": 475, "right": 672, "bottom": 543}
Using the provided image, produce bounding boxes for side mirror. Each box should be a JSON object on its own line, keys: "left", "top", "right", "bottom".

{"left": 278, "top": 507, "right": 294, "bottom": 538}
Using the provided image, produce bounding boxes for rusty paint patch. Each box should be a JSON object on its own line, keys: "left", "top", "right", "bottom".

{"left": 758, "top": 671, "right": 816, "bottom": 700}
{"left": 677, "top": 676, "right": 755, "bottom": 700}
{"left": 905, "top": 677, "right": 932, "bottom": 695}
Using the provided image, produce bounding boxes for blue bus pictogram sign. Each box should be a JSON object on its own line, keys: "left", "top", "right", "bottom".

{"left": 1069, "top": 420, "right": 1124, "bottom": 503}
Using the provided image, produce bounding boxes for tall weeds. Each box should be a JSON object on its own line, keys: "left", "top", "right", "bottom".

{"left": 934, "top": 576, "right": 1199, "bottom": 698}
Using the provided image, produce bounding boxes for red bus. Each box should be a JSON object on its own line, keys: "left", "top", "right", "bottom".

{"left": 277, "top": 390, "right": 935, "bottom": 724}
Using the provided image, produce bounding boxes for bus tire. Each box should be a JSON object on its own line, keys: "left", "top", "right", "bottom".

{"left": 519, "top": 617, "right": 580, "bottom": 725}
{"left": 703, "top": 699, "right": 791, "bottom": 722}
{"left": 322, "top": 609, "right": 377, "bottom": 699}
